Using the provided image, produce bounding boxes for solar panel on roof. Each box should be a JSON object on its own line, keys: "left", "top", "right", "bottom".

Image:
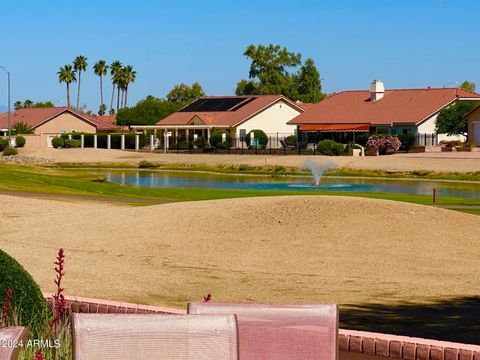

{"left": 180, "top": 97, "right": 253, "bottom": 112}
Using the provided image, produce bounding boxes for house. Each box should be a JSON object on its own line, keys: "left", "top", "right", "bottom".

{"left": 0, "top": 107, "right": 117, "bottom": 147}
{"left": 465, "top": 105, "right": 480, "bottom": 146}
{"left": 288, "top": 80, "right": 480, "bottom": 146}
{"left": 146, "top": 95, "right": 306, "bottom": 147}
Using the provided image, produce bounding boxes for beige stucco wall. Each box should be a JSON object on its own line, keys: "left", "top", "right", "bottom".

{"left": 34, "top": 113, "right": 95, "bottom": 136}
{"left": 33, "top": 112, "right": 96, "bottom": 147}
{"left": 234, "top": 100, "right": 301, "bottom": 137}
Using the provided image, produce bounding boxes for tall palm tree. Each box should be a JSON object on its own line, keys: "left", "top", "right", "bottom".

{"left": 57, "top": 65, "right": 76, "bottom": 108}
{"left": 109, "top": 60, "right": 122, "bottom": 114}
{"left": 73, "top": 55, "right": 88, "bottom": 110}
{"left": 122, "top": 65, "right": 136, "bottom": 108}
{"left": 14, "top": 101, "right": 22, "bottom": 110}
{"left": 93, "top": 60, "right": 108, "bottom": 113}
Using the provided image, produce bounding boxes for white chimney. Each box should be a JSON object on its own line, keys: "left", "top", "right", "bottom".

{"left": 370, "top": 80, "right": 385, "bottom": 102}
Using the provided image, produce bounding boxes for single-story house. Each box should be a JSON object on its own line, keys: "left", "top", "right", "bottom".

{"left": 0, "top": 107, "right": 117, "bottom": 147}
{"left": 465, "top": 105, "right": 480, "bottom": 145}
{"left": 133, "top": 95, "right": 306, "bottom": 147}
{"left": 288, "top": 80, "right": 480, "bottom": 146}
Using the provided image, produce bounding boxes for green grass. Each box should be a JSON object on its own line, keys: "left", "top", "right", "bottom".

{"left": 452, "top": 208, "right": 480, "bottom": 216}
{"left": 1, "top": 164, "right": 480, "bottom": 210}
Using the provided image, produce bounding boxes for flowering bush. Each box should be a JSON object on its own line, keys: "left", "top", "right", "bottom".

{"left": 366, "top": 135, "right": 401, "bottom": 155}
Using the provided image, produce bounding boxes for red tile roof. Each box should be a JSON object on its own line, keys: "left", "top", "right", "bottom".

{"left": 157, "top": 95, "right": 304, "bottom": 127}
{"left": 0, "top": 107, "right": 117, "bottom": 131}
{"left": 288, "top": 87, "right": 480, "bottom": 126}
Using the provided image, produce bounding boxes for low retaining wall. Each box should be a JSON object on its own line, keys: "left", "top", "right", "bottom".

{"left": 45, "top": 294, "right": 480, "bottom": 358}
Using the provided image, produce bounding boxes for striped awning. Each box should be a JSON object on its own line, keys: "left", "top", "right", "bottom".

{"left": 299, "top": 124, "right": 370, "bottom": 132}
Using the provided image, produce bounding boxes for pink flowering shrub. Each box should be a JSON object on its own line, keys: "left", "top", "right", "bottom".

{"left": 366, "top": 135, "right": 402, "bottom": 154}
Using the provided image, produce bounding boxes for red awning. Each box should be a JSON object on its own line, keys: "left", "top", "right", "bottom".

{"left": 299, "top": 124, "right": 370, "bottom": 132}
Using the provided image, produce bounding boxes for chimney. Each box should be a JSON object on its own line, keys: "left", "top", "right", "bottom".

{"left": 370, "top": 80, "right": 385, "bottom": 102}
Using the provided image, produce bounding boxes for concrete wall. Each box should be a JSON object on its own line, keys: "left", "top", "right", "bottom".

{"left": 21, "top": 134, "right": 42, "bottom": 148}
{"left": 235, "top": 100, "right": 301, "bottom": 137}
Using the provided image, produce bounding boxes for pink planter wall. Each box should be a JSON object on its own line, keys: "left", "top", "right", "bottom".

{"left": 45, "top": 294, "right": 480, "bottom": 359}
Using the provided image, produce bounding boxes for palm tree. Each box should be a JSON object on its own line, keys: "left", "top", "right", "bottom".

{"left": 57, "top": 65, "right": 76, "bottom": 108}
{"left": 109, "top": 60, "right": 122, "bottom": 114}
{"left": 73, "top": 55, "right": 88, "bottom": 110}
{"left": 14, "top": 101, "right": 23, "bottom": 110}
{"left": 122, "top": 65, "right": 136, "bottom": 108}
{"left": 23, "top": 99, "right": 33, "bottom": 108}
{"left": 93, "top": 60, "right": 108, "bottom": 113}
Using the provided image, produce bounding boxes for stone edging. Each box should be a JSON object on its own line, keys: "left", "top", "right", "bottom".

{"left": 45, "top": 294, "right": 480, "bottom": 358}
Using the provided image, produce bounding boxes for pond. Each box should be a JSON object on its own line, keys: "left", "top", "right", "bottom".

{"left": 97, "top": 170, "right": 480, "bottom": 199}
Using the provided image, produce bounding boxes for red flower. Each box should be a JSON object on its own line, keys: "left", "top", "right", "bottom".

{"left": 33, "top": 351, "right": 44, "bottom": 360}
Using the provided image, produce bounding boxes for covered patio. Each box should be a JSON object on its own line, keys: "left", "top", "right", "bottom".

{"left": 297, "top": 123, "right": 371, "bottom": 144}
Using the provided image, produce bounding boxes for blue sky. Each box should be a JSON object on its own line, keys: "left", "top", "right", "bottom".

{"left": 0, "top": 0, "right": 478, "bottom": 111}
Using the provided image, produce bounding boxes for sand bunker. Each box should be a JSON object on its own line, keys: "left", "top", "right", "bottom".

{"left": 0, "top": 195, "right": 478, "bottom": 308}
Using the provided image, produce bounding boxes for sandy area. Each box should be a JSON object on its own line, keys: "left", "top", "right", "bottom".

{"left": 1, "top": 194, "right": 479, "bottom": 308}
{"left": 20, "top": 147, "right": 480, "bottom": 172}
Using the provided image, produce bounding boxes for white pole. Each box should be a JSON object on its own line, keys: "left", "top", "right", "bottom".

{"left": 121, "top": 134, "right": 125, "bottom": 150}
{"left": 93, "top": 134, "right": 97, "bottom": 148}
{"left": 107, "top": 134, "right": 111, "bottom": 149}
{"left": 80, "top": 134, "right": 84, "bottom": 148}
{"left": 150, "top": 134, "right": 154, "bottom": 151}
{"left": 135, "top": 134, "right": 139, "bottom": 151}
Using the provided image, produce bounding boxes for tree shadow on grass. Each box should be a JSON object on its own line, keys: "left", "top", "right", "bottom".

{"left": 340, "top": 296, "right": 480, "bottom": 345}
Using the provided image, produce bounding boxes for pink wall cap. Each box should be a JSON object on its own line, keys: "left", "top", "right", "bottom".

{"left": 43, "top": 292, "right": 186, "bottom": 314}
{"left": 339, "top": 329, "right": 480, "bottom": 351}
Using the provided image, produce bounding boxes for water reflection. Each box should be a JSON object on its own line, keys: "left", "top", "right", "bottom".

{"left": 98, "top": 170, "right": 480, "bottom": 199}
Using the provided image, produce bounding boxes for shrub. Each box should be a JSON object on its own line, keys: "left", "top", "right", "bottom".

{"left": 285, "top": 134, "right": 297, "bottom": 147}
{"left": 245, "top": 129, "right": 268, "bottom": 149}
{"left": 0, "top": 139, "right": 9, "bottom": 151}
{"left": 194, "top": 136, "right": 207, "bottom": 149}
{"left": 355, "top": 133, "right": 373, "bottom": 146}
{"left": 64, "top": 139, "right": 81, "bottom": 148}
{"left": 397, "top": 134, "right": 415, "bottom": 152}
{"left": 317, "top": 139, "right": 344, "bottom": 156}
{"left": 138, "top": 160, "right": 158, "bottom": 168}
{"left": 15, "top": 136, "right": 26, "bottom": 148}
{"left": 2, "top": 146, "right": 18, "bottom": 156}
{"left": 0, "top": 249, "right": 47, "bottom": 330}
{"left": 51, "top": 136, "right": 64, "bottom": 148}
{"left": 210, "top": 131, "right": 232, "bottom": 149}
{"left": 366, "top": 135, "right": 401, "bottom": 155}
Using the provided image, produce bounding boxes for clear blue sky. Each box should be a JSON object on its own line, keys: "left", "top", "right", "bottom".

{"left": 0, "top": 0, "right": 478, "bottom": 111}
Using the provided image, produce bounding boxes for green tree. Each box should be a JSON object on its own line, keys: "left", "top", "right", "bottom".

{"left": 166, "top": 82, "right": 205, "bottom": 103}
{"left": 73, "top": 55, "right": 88, "bottom": 110}
{"left": 236, "top": 44, "right": 301, "bottom": 96}
{"left": 13, "top": 121, "right": 34, "bottom": 134}
{"left": 116, "top": 96, "right": 182, "bottom": 126}
{"left": 93, "top": 60, "right": 108, "bottom": 112}
{"left": 296, "top": 58, "right": 325, "bottom": 103}
{"left": 23, "top": 99, "right": 33, "bottom": 108}
{"left": 436, "top": 100, "right": 479, "bottom": 138}
{"left": 459, "top": 80, "right": 476, "bottom": 93}
{"left": 121, "top": 65, "right": 137, "bottom": 108}
{"left": 14, "top": 101, "right": 22, "bottom": 110}
{"left": 235, "top": 44, "right": 324, "bottom": 103}
{"left": 32, "top": 101, "right": 54, "bottom": 108}
{"left": 235, "top": 79, "right": 260, "bottom": 96}
{"left": 98, "top": 104, "right": 107, "bottom": 115}
{"left": 109, "top": 60, "right": 122, "bottom": 113}
{"left": 57, "top": 64, "right": 76, "bottom": 108}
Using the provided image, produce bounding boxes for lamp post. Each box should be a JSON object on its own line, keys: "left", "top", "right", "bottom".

{"left": 0, "top": 66, "right": 11, "bottom": 144}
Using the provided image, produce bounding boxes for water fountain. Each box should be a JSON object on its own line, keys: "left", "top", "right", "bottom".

{"left": 303, "top": 160, "right": 335, "bottom": 186}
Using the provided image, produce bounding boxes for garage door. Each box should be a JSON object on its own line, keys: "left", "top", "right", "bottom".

{"left": 474, "top": 122, "right": 480, "bottom": 145}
